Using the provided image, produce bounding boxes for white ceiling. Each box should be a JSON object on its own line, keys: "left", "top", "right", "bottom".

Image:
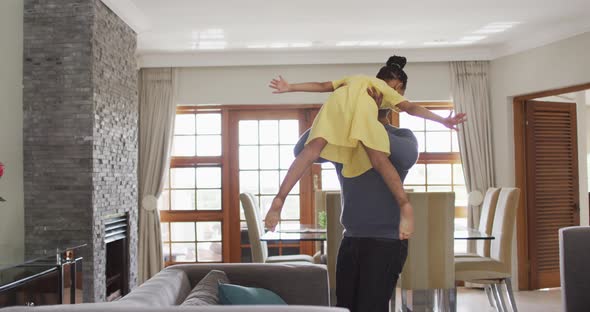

{"left": 101, "top": 0, "right": 590, "bottom": 67}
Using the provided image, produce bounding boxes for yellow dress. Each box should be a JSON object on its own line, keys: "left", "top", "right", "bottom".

{"left": 306, "top": 75, "right": 407, "bottom": 177}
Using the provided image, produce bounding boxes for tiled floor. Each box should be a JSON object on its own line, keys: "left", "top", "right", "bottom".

{"left": 392, "top": 287, "right": 562, "bottom": 312}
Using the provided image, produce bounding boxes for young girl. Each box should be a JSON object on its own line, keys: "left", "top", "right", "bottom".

{"left": 264, "top": 56, "right": 466, "bottom": 239}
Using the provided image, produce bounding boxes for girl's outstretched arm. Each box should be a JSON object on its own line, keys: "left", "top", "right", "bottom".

{"left": 270, "top": 76, "right": 334, "bottom": 93}
{"left": 397, "top": 101, "right": 467, "bottom": 130}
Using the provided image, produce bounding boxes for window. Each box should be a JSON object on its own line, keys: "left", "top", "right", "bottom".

{"left": 160, "top": 106, "right": 320, "bottom": 265}
{"left": 399, "top": 106, "right": 467, "bottom": 210}
{"left": 160, "top": 111, "right": 225, "bottom": 264}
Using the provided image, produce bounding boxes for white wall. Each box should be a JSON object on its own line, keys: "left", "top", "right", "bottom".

{"left": 0, "top": 0, "right": 24, "bottom": 264}
{"left": 490, "top": 31, "right": 590, "bottom": 289}
{"left": 177, "top": 62, "right": 451, "bottom": 105}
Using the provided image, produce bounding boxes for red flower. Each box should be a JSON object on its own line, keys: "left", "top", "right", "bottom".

{"left": 0, "top": 162, "right": 4, "bottom": 178}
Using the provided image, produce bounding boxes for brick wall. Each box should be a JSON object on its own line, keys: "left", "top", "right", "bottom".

{"left": 23, "top": 0, "right": 138, "bottom": 302}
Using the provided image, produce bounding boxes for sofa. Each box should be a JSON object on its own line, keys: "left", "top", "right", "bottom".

{"left": 2, "top": 263, "right": 347, "bottom": 312}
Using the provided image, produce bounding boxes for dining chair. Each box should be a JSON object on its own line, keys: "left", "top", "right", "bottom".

{"left": 315, "top": 190, "right": 343, "bottom": 303}
{"left": 399, "top": 192, "right": 456, "bottom": 311}
{"left": 456, "top": 187, "right": 501, "bottom": 258}
{"left": 239, "top": 193, "right": 314, "bottom": 263}
{"left": 559, "top": 226, "right": 590, "bottom": 312}
{"left": 455, "top": 187, "right": 520, "bottom": 312}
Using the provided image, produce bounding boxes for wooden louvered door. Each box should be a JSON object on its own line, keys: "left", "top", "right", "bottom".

{"left": 525, "top": 100, "right": 580, "bottom": 289}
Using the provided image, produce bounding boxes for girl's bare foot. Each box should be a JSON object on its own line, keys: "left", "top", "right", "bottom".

{"left": 264, "top": 197, "right": 284, "bottom": 231}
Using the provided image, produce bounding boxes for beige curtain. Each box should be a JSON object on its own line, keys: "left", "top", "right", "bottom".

{"left": 450, "top": 61, "right": 495, "bottom": 251}
{"left": 138, "top": 68, "right": 177, "bottom": 284}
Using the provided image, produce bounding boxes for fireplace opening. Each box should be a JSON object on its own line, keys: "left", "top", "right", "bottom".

{"left": 105, "top": 215, "right": 129, "bottom": 301}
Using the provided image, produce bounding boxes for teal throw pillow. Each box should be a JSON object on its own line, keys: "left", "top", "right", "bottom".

{"left": 218, "top": 283, "right": 287, "bottom": 305}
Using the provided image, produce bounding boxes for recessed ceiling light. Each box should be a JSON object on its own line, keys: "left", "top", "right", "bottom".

{"left": 451, "top": 40, "right": 476, "bottom": 45}
{"left": 199, "top": 28, "right": 225, "bottom": 40}
{"left": 473, "top": 22, "right": 521, "bottom": 34}
{"left": 290, "top": 42, "right": 313, "bottom": 48}
{"left": 423, "top": 40, "right": 450, "bottom": 46}
{"left": 336, "top": 41, "right": 359, "bottom": 46}
{"left": 247, "top": 44, "right": 268, "bottom": 49}
{"left": 198, "top": 40, "right": 227, "bottom": 50}
{"left": 381, "top": 41, "right": 406, "bottom": 46}
{"left": 460, "top": 35, "right": 487, "bottom": 41}
{"left": 269, "top": 42, "right": 289, "bottom": 48}
{"left": 358, "top": 41, "right": 381, "bottom": 46}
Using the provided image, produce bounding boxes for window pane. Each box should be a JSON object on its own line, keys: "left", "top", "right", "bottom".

{"left": 196, "top": 135, "right": 221, "bottom": 156}
{"left": 163, "top": 243, "right": 170, "bottom": 261}
{"left": 197, "top": 242, "right": 222, "bottom": 262}
{"left": 405, "top": 164, "right": 425, "bottom": 185}
{"left": 451, "top": 131, "right": 460, "bottom": 152}
{"left": 426, "top": 110, "right": 452, "bottom": 131}
{"left": 427, "top": 185, "right": 453, "bottom": 192}
{"left": 197, "top": 189, "right": 222, "bottom": 210}
{"left": 172, "top": 136, "right": 196, "bottom": 157}
{"left": 239, "top": 121, "right": 258, "bottom": 145}
{"left": 282, "top": 196, "right": 300, "bottom": 220}
{"left": 239, "top": 146, "right": 259, "bottom": 169}
{"left": 161, "top": 222, "right": 170, "bottom": 242}
{"left": 196, "top": 167, "right": 221, "bottom": 188}
{"left": 175, "top": 114, "right": 195, "bottom": 135}
{"left": 197, "top": 222, "right": 222, "bottom": 241}
{"left": 171, "top": 243, "right": 196, "bottom": 262}
{"left": 259, "top": 120, "right": 279, "bottom": 144}
{"left": 454, "top": 185, "right": 468, "bottom": 207}
{"left": 280, "top": 170, "right": 299, "bottom": 194}
{"left": 260, "top": 171, "right": 279, "bottom": 194}
{"left": 321, "top": 169, "right": 340, "bottom": 190}
{"left": 425, "top": 132, "right": 452, "bottom": 152}
{"left": 453, "top": 164, "right": 465, "bottom": 185}
{"left": 321, "top": 162, "right": 335, "bottom": 169}
{"left": 171, "top": 222, "right": 196, "bottom": 241}
{"left": 158, "top": 190, "right": 170, "bottom": 211}
{"left": 196, "top": 114, "right": 221, "bottom": 134}
{"left": 260, "top": 146, "right": 279, "bottom": 169}
{"left": 170, "top": 168, "right": 195, "bottom": 189}
{"left": 427, "top": 164, "right": 452, "bottom": 184}
{"left": 414, "top": 131, "right": 426, "bottom": 153}
{"left": 279, "top": 120, "right": 299, "bottom": 144}
{"left": 171, "top": 190, "right": 195, "bottom": 210}
{"left": 399, "top": 113, "right": 425, "bottom": 131}
{"left": 240, "top": 171, "right": 259, "bottom": 194}
{"left": 279, "top": 145, "right": 295, "bottom": 169}
{"left": 260, "top": 196, "right": 275, "bottom": 216}
{"left": 406, "top": 185, "right": 426, "bottom": 192}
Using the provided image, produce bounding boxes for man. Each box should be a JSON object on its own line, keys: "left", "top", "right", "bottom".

{"left": 294, "top": 107, "right": 419, "bottom": 312}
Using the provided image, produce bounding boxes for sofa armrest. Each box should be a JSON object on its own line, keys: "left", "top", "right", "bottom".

{"left": 118, "top": 267, "right": 191, "bottom": 306}
{"left": 168, "top": 263, "right": 330, "bottom": 306}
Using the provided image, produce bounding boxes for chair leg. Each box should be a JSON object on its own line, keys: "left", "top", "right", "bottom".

{"left": 492, "top": 283, "right": 508, "bottom": 312}
{"left": 485, "top": 285, "right": 496, "bottom": 308}
{"left": 503, "top": 278, "right": 518, "bottom": 312}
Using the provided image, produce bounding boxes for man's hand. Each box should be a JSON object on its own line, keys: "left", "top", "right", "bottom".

{"left": 367, "top": 87, "right": 383, "bottom": 108}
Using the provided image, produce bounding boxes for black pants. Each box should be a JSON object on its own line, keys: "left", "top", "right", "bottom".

{"left": 336, "top": 237, "right": 408, "bottom": 312}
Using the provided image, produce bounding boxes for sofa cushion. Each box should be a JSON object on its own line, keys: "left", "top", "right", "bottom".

{"left": 181, "top": 270, "right": 229, "bottom": 306}
{"left": 219, "top": 283, "right": 287, "bottom": 305}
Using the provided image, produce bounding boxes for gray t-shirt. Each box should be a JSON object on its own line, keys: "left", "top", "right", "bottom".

{"left": 295, "top": 125, "right": 419, "bottom": 239}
